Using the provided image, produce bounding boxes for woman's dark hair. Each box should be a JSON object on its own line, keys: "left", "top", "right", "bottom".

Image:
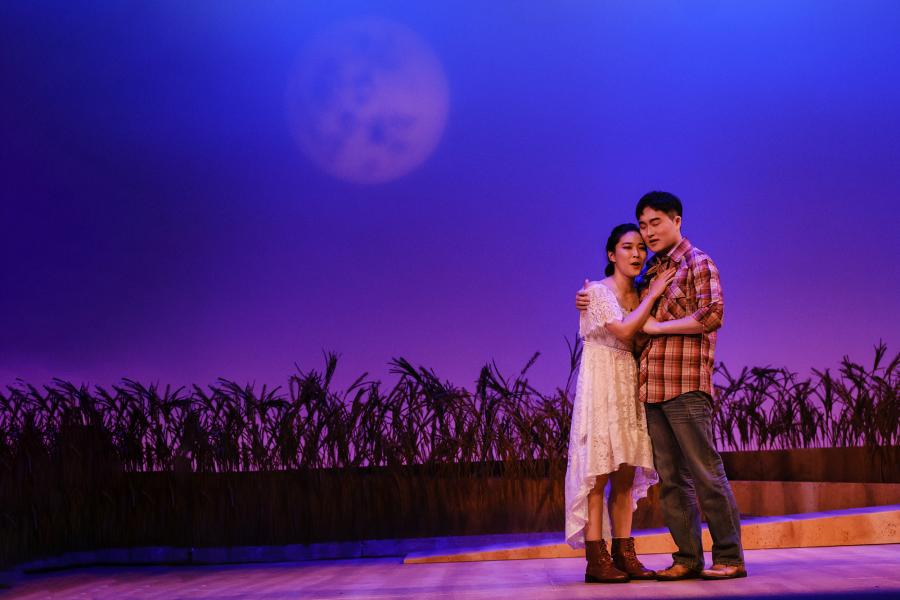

{"left": 635, "top": 190, "right": 682, "bottom": 221}
{"left": 604, "top": 223, "right": 641, "bottom": 276}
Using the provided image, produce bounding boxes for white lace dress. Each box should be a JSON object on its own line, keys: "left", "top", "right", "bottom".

{"left": 565, "top": 283, "right": 658, "bottom": 548}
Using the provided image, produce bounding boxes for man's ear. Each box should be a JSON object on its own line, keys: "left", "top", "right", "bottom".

{"left": 673, "top": 215, "right": 683, "bottom": 230}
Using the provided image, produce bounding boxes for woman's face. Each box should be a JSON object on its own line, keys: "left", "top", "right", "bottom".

{"left": 609, "top": 231, "right": 647, "bottom": 278}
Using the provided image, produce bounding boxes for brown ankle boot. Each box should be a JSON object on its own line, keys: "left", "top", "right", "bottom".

{"left": 585, "top": 540, "right": 629, "bottom": 583}
{"left": 611, "top": 537, "right": 656, "bottom": 579}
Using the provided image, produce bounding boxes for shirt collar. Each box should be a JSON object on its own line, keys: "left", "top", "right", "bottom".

{"left": 659, "top": 237, "right": 692, "bottom": 264}
{"left": 642, "top": 237, "right": 692, "bottom": 283}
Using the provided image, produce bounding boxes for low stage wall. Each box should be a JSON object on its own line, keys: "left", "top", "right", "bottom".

{"left": 2, "top": 447, "right": 897, "bottom": 570}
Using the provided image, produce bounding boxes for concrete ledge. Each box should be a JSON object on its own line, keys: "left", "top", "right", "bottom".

{"left": 403, "top": 504, "right": 900, "bottom": 563}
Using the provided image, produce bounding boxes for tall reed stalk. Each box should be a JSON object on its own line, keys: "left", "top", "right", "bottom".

{"left": 1, "top": 343, "right": 896, "bottom": 475}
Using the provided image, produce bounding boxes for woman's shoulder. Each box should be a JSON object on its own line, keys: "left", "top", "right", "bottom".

{"left": 587, "top": 280, "right": 620, "bottom": 305}
{"left": 591, "top": 279, "right": 616, "bottom": 296}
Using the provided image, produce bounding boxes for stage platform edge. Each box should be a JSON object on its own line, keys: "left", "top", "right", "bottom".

{"left": 403, "top": 504, "right": 900, "bottom": 564}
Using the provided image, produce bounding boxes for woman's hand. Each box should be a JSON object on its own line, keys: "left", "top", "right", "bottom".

{"left": 648, "top": 267, "right": 677, "bottom": 299}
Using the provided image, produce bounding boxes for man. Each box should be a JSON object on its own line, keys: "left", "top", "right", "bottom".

{"left": 575, "top": 191, "right": 746, "bottom": 580}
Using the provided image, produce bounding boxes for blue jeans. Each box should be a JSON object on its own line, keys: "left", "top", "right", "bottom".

{"left": 645, "top": 391, "right": 744, "bottom": 570}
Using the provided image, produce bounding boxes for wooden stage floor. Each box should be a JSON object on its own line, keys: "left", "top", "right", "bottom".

{"left": 3, "top": 544, "right": 899, "bottom": 599}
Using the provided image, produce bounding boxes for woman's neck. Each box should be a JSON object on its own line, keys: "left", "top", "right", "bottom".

{"left": 610, "top": 270, "right": 635, "bottom": 295}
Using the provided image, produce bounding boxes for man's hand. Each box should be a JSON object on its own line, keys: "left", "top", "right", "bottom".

{"left": 643, "top": 316, "right": 662, "bottom": 335}
{"left": 643, "top": 315, "right": 705, "bottom": 336}
{"left": 575, "top": 279, "right": 590, "bottom": 311}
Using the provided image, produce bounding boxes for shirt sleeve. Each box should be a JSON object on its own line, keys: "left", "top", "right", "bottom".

{"left": 580, "top": 286, "right": 619, "bottom": 337}
{"left": 690, "top": 255, "right": 724, "bottom": 332}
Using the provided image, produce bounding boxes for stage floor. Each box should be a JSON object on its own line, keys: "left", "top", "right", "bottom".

{"left": 3, "top": 544, "right": 899, "bottom": 599}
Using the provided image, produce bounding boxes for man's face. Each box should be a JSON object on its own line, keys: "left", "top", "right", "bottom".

{"left": 638, "top": 207, "right": 682, "bottom": 254}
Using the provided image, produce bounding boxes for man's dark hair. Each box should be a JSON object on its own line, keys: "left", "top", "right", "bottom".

{"left": 635, "top": 191, "right": 683, "bottom": 221}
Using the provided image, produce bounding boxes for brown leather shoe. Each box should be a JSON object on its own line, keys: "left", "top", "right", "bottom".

{"left": 611, "top": 537, "right": 656, "bottom": 580}
{"left": 700, "top": 564, "right": 748, "bottom": 579}
{"left": 655, "top": 563, "right": 702, "bottom": 581}
{"left": 585, "top": 540, "right": 630, "bottom": 583}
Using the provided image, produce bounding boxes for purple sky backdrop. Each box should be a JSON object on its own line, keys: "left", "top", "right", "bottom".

{"left": 2, "top": 2, "right": 898, "bottom": 394}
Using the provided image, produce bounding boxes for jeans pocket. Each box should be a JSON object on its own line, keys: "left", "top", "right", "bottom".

{"left": 664, "top": 392, "right": 710, "bottom": 423}
{"left": 685, "top": 395, "right": 712, "bottom": 421}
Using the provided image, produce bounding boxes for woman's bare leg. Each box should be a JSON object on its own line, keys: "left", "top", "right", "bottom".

{"left": 608, "top": 465, "right": 636, "bottom": 538}
{"left": 584, "top": 474, "right": 610, "bottom": 541}
{"left": 607, "top": 465, "right": 656, "bottom": 579}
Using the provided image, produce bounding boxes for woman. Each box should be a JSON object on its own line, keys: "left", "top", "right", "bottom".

{"left": 565, "top": 223, "right": 675, "bottom": 583}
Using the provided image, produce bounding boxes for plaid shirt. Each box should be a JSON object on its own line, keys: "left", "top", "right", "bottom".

{"left": 637, "top": 237, "right": 724, "bottom": 404}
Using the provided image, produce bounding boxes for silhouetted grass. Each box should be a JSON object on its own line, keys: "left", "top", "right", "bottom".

{"left": 1, "top": 343, "right": 896, "bottom": 476}
{"left": 712, "top": 341, "right": 897, "bottom": 452}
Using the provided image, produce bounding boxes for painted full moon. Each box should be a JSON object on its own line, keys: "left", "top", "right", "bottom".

{"left": 286, "top": 18, "right": 450, "bottom": 185}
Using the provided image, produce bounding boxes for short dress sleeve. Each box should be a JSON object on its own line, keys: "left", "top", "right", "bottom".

{"left": 579, "top": 284, "right": 621, "bottom": 338}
